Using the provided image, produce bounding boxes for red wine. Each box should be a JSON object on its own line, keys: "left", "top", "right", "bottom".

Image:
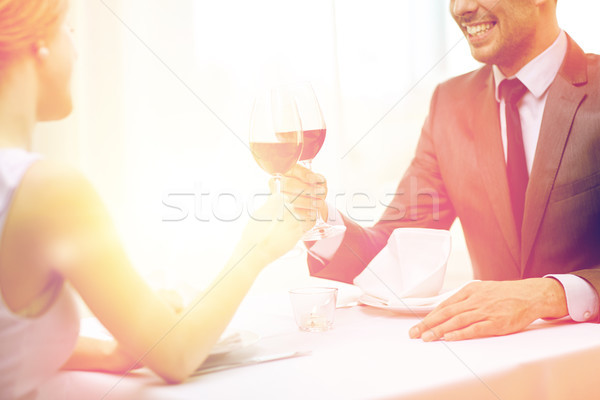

{"left": 250, "top": 142, "right": 301, "bottom": 175}
{"left": 276, "top": 128, "right": 326, "bottom": 161}
{"left": 299, "top": 128, "right": 326, "bottom": 161}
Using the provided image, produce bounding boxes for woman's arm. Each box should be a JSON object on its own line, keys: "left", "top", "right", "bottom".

{"left": 61, "top": 289, "right": 183, "bottom": 373}
{"left": 15, "top": 161, "right": 304, "bottom": 383}
{"left": 61, "top": 337, "right": 141, "bottom": 374}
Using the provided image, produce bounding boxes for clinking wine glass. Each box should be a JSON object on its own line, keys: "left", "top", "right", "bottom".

{"left": 249, "top": 87, "right": 303, "bottom": 195}
{"left": 294, "top": 83, "right": 346, "bottom": 241}
{"left": 250, "top": 88, "right": 305, "bottom": 259}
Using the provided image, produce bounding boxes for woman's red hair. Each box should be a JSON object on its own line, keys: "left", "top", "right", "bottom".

{"left": 0, "top": 0, "right": 68, "bottom": 68}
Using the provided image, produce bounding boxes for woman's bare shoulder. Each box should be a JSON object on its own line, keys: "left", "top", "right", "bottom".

{"left": 13, "top": 160, "right": 107, "bottom": 225}
{"left": 24, "top": 160, "right": 92, "bottom": 193}
{"left": 1, "top": 160, "right": 110, "bottom": 276}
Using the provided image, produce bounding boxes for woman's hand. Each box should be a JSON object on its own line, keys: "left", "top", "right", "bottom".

{"left": 103, "top": 341, "right": 144, "bottom": 374}
{"left": 156, "top": 289, "right": 184, "bottom": 314}
{"left": 62, "top": 337, "right": 143, "bottom": 374}
{"left": 235, "top": 193, "right": 307, "bottom": 268}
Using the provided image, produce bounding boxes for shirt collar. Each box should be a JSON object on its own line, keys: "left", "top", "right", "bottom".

{"left": 493, "top": 30, "right": 567, "bottom": 102}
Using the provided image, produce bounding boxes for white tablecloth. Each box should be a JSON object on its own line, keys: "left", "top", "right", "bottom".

{"left": 38, "top": 288, "right": 600, "bottom": 400}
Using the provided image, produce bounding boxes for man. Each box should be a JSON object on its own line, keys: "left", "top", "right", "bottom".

{"left": 284, "top": 0, "right": 600, "bottom": 341}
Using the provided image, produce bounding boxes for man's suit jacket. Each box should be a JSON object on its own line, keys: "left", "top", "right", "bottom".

{"left": 308, "top": 35, "right": 600, "bottom": 301}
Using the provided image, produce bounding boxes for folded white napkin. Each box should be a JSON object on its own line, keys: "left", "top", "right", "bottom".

{"left": 353, "top": 228, "right": 451, "bottom": 306}
{"left": 209, "top": 331, "right": 258, "bottom": 355}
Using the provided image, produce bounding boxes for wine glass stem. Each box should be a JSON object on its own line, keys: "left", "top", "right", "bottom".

{"left": 300, "top": 159, "right": 326, "bottom": 224}
{"left": 273, "top": 174, "right": 282, "bottom": 194}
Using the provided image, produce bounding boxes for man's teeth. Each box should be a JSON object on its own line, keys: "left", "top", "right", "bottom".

{"left": 465, "top": 23, "right": 494, "bottom": 36}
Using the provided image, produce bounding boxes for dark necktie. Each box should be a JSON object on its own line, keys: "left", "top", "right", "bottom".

{"left": 500, "top": 78, "right": 529, "bottom": 237}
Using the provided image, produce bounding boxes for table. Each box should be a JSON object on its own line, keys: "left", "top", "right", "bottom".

{"left": 38, "top": 287, "right": 600, "bottom": 400}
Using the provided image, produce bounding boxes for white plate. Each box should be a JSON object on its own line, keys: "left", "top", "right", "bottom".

{"left": 358, "top": 289, "right": 461, "bottom": 314}
{"left": 209, "top": 330, "right": 260, "bottom": 356}
{"left": 358, "top": 282, "right": 477, "bottom": 314}
{"left": 358, "top": 294, "right": 435, "bottom": 314}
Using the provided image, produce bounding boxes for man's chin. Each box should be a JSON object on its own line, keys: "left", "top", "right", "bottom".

{"left": 468, "top": 45, "right": 498, "bottom": 66}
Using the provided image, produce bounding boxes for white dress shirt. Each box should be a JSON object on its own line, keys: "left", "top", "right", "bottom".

{"left": 309, "top": 30, "right": 599, "bottom": 322}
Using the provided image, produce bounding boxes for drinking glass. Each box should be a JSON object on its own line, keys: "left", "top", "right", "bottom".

{"left": 294, "top": 83, "right": 346, "bottom": 240}
{"left": 289, "top": 287, "right": 338, "bottom": 332}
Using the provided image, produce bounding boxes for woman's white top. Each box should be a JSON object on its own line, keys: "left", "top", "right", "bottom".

{"left": 0, "top": 149, "right": 79, "bottom": 400}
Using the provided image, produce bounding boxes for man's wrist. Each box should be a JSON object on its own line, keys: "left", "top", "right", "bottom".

{"left": 545, "top": 274, "right": 599, "bottom": 322}
{"left": 538, "top": 277, "right": 568, "bottom": 319}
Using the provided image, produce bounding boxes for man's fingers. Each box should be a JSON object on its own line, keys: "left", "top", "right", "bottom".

{"left": 284, "top": 164, "right": 327, "bottom": 185}
{"left": 409, "top": 298, "right": 474, "bottom": 339}
{"left": 289, "top": 168, "right": 326, "bottom": 185}
{"left": 409, "top": 283, "right": 477, "bottom": 337}
{"left": 284, "top": 164, "right": 317, "bottom": 182}
{"left": 282, "top": 176, "right": 326, "bottom": 196}
{"left": 284, "top": 194, "right": 324, "bottom": 210}
{"left": 269, "top": 177, "right": 327, "bottom": 203}
{"left": 308, "top": 172, "right": 327, "bottom": 185}
{"left": 443, "top": 321, "right": 495, "bottom": 341}
{"left": 419, "top": 310, "right": 483, "bottom": 342}
{"left": 282, "top": 186, "right": 326, "bottom": 201}
{"left": 408, "top": 280, "right": 551, "bottom": 342}
{"left": 435, "top": 283, "right": 477, "bottom": 310}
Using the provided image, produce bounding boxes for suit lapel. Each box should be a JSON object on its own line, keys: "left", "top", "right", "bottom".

{"left": 473, "top": 72, "right": 521, "bottom": 272}
{"left": 521, "top": 36, "right": 589, "bottom": 270}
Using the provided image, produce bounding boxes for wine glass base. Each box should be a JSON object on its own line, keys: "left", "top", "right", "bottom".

{"left": 302, "top": 222, "right": 347, "bottom": 241}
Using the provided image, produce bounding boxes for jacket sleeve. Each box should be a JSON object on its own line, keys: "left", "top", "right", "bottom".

{"left": 308, "top": 85, "right": 457, "bottom": 284}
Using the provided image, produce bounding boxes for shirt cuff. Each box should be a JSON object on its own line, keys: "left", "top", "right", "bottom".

{"left": 305, "top": 203, "right": 346, "bottom": 263}
{"left": 545, "top": 274, "right": 599, "bottom": 322}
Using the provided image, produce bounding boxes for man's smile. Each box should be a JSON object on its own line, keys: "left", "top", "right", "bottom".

{"left": 462, "top": 21, "right": 497, "bottom": 44}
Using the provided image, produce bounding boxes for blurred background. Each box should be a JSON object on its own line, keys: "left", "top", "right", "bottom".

{"left": 34, "top": 0, "right": 600, "bottom": 302}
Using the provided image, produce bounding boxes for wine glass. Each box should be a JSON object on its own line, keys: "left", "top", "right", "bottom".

{"left": 294, "top": 83, "right": 346, "bottom": 241}
{"left": 249, "top": 87, "right": 303, "bottom": 194}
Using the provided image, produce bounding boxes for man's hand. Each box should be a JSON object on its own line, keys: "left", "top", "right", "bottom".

{"left": 409, "top": 278, "right": 568, "bottom": 342}
{"left": 273, "top": 164, "right": 329, "bottom": 223}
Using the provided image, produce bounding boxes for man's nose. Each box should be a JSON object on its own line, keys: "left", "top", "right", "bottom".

{"left": 451, "top": 0, "right": 478, "bottom": 17}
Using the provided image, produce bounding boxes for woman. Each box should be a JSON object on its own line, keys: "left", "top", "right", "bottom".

{"left": 0, "top": 0, "right": 308, "bottom": 397}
